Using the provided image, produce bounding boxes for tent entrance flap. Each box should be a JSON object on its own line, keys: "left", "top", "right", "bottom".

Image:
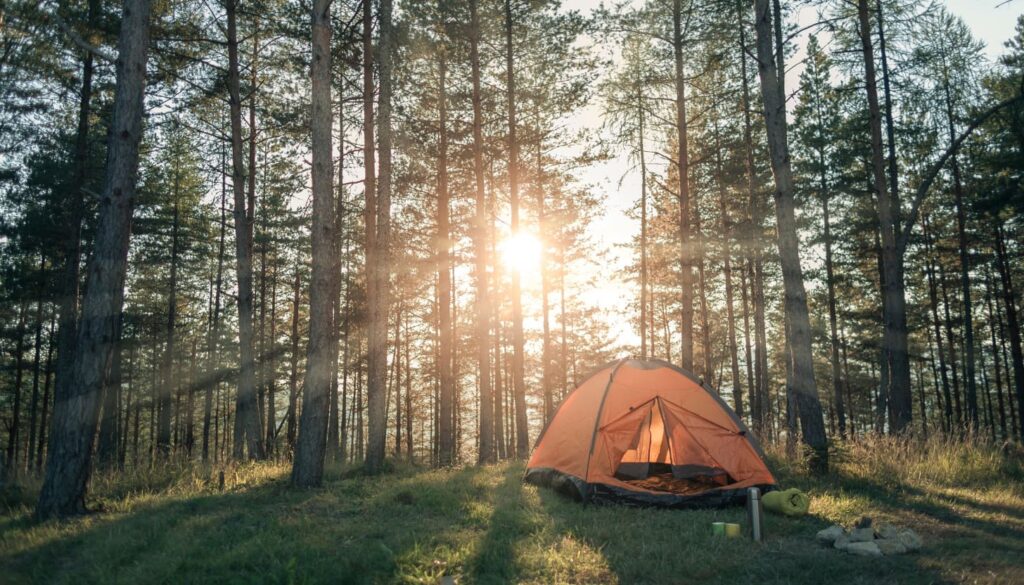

{"left": 608, "top": 397, "right": 734, "bottom": 490}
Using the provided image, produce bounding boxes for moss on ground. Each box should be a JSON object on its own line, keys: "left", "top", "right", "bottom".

{"left": 1, "top": 439, "right": 1022, "bottom": 584}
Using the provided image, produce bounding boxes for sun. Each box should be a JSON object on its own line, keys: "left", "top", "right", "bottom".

{"left": 499, "top": 232, "right": 542, "bottom": 274}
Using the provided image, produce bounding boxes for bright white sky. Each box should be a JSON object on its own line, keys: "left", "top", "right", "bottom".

{"left": 547, "top": 0, "right": 1022, "bottom": 350}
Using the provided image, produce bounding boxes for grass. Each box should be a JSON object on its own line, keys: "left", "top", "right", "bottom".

{"left": 1, "top": 437, "right": 1023, "bottom": 584}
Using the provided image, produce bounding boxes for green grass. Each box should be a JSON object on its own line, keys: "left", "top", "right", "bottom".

{"left": 2, "top": 438, "right": 1023, "bottom": 584}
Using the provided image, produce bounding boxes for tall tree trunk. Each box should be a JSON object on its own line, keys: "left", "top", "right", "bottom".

{"left": 994, "top": 225, "right": 1024, "bottom": 439}
{"left": 287, "top": 269, "right": 301, "bottom": 452}
{"left": 265, "top": 257, "right": 278, "bottom": 456}
{"left": 752, "top": 0, "right": 828, "bottom": 471}
{"left": 26, "top": 258, "right": 46, "bottom": 471}
{"left": 857, "top": 0, "right": 913, "bottom": 433}
{"left": 638, "top": 86, "right": 649, "bottom": 361}
{"left": 291, "top": 0, "right": 335, "bottom": 488}
{"left": 36, "top": 0, "right": 152, "bottom": 517}
{"left": 157, "top": 178, "right": 181, "bottom": 457}
{"left": 673, "top": 0, "right": 694, "bottom": 370}
{"left": 941, "top": 64, "right": 979, "bottom": 429}
{"left": 470, "top": 0, "right": 494, "bottom": 465}
{"left": 714, "top": 121, "right": 742, "bottom": 417}
{"left": 503, "top": 0, "right": 529, "bottom": 459}
{"left": 924, "top": 217, "right": 954, "bottom": 431}
{"left": 203, "top": 150, "right": 228, "bottom": 463}
{"left": 365, "top": 0, "right": 393, "bottom": 473}
{"left": 53, "top": 0, "right": 101, "bottom": 420}
{"left": 6, "top": 300, "right": 28, "bottom": 470}
{"left": 436, "top": 33, "right": 455, "bottom": 467}
{"left": 226, "top": 0, "right": 264, "bottom": 461}
{"left": 36, "top": 313, "right": 56, "bottom": 472}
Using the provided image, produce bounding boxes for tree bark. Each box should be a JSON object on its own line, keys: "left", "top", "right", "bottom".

{"left": 673, "top": 0, "right": 694, "bottom": 371}
{"left": 226, "top": 0, "right": 264, "bottom": 461}
{"left": 752, "top": 0, "right": 828, "bottom": 471}
{"left": 365, "top": 0, "right": 393, "bottom": 473}
{"left": 504, "top": 0, "right": 529, "bottom": 459}
{"left": 292, "top": 0, "right": 335, "bottom": 488}
{"left": 470, "top": 0, "right": 494, "bottom": 465}
{"left": 36, "top": 0, "right": 152, "bottom": 518}
{"left": 994, "top": 225, "right": 1024, "bottom": 439}
{"left": 53, "top": 0, "right": 101, "bottom": 423}
{"left": 436, "top": 31, "right": 455, "bottom": 467}
{"left": 857, "top": 0, "right": 912, "bottom": 433}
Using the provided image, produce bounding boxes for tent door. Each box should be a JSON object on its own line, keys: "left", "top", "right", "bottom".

{"left": 613, "top": 399, "right": 673, "bottom": 481}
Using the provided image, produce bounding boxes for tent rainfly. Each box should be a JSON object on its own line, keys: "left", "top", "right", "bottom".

{"left": 525, "top": 359, "right": 776, "bottom": 508}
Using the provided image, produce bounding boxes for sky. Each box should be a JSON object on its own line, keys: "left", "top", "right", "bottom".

{"left": 551, "top": 0, "right": 1022, "bottom": 349}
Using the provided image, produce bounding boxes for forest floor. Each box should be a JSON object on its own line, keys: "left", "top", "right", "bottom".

{"left": 1, "top": 438, "right": 1023, "bottom": 584}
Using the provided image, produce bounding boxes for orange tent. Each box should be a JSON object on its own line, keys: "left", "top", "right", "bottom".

{"left": 525, "top": 359, "right": 775, "bottom": 507}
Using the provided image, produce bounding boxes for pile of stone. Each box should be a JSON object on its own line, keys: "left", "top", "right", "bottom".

{"left": 816, "top": 517, "right": 923, "bottom": 557}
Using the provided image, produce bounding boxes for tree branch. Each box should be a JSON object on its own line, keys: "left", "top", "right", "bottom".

{"left": 898, "top": 92, "right": 1024, "bottom": 254}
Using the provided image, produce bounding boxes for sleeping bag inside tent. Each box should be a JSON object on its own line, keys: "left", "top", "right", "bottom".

{"left": 524, "top": 359, "right": 775, "bottom": 507}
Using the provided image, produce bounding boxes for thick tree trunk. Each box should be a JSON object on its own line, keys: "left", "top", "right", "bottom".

{"left": 35, "top": 0, "right": 152, "bottom": 518}
{"left": 470, "top": 0, "right": 494, "bottom": 465}
{"left": 226, "top": 0, "right": 264, "bottom": 461}
{"left": 437, "top": 39, "right": 455, "bottom": 467}
{"left": 752, "top": 0, "right": 828, "bottom": 471}
{"left": 291, "top": 0, "right": 335, "bottom": 488}
{"left": 97, "top": 312, "right": 122, "bottom": 467}
{"left": 365, "top": 0, "right": 393, "bottom": 473}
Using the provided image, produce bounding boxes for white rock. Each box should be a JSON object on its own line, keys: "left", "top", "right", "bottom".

{"left": 845, "top": 541, "right": 883, "bottom": 557}
{"left": 876, "top": 539, "right": 908, "bottom": 555}
{"left": 849, "top": 527, "right": 875, "bottom": 542}
{"left": 816, "top": 525, "right": 845, "bottom": 545}
{"left": 834, "top": 533, "right": 851, "bottom": 550}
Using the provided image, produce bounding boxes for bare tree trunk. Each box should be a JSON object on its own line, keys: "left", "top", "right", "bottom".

{"left": 752, "top": 0, "right": 828, "bottom": 471}
{"left": 292, "top": 0, "right": 335, "bottom": 488}
{"left": 26, "top": 259, "right": 46, "bottom": 471}
{"left": 226, "top": 0, "right": 264, "bottom": 461}
{"left": 436, "top": 32, "right": 455, "bottom": 467}
{"left": 36, "top": 312, "right": 56, "bottom": 471}
{"left": 673, "top": 0, "right": 694, "bottom": 370}
{"left": 857, "top": 0, "right": 912, "bottom": 433}
{"left": 203, "top": 149, "right": 228, "bottom": 463}
{"left": 97, "top": 312, "right": 123, "bottom": 467}
{"left": 941, "top": 72, "right": 979, "bottom": 429}
{"left": 287, "top": 269, "right": 301, "bottom": 453}
{"left": 53, "top": 0, "right": 101, "bottom": 421}
{"left": 503, "top": 0, "right": 529, "bottom": 459}
{"left": 714, "top": 121, "right": 742, "bottom": 417}
{"left": 994, "top": 225, "right": 1024, "bottom": 439}
{"left": 36, "top": 0, "right": 152, "bottom": 518}
{"left": 6, "top": 300, "right": 28, "bottom": 470}
{"left": 365, "top": 0, "right": 393, "bottom": 473}
{"left": 639, "top": 86, "right": 649, "bottom": 361}
{"left": 157, "top": 177, "right": 181, "bottom": 457}
{"left": 470, "top": 0, "right": 493, "bottom": 465}
{"left": 924, "top": 217, "right": 954, "bottom": 431}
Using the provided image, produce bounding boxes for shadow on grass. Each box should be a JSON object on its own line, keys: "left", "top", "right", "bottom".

{"left": 4, "top": 461, "right": 1013, "bottom": 585}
